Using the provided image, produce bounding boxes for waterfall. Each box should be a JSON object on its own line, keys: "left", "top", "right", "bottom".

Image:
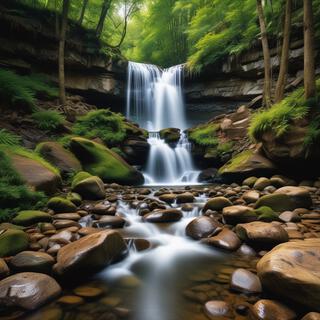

{"left": 126, "top": 61, "right": 200, "bottom": 185}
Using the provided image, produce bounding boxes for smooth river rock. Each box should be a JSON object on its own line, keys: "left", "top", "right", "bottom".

{"left": 236, "top": 221, "right": 288, "bottom": 249}
{"left": 53, "top": 230, "right": 127, "bottom": 276}
{"left": 230, "top": 268, "right": 262, "bottom": 293}
{"left": 250, "top": 299, "right": 296, "bottom": 320}
{"left": 257, "top": 239, "right": 320, "bottom": 311}
{"left": 186, "top": 216, "right": 221, "bottom": 240}
{"left": 222, "top": 205, "right": 257, "bottom": 225}
{"left": 202, "top": 228, "right": 241, "bottom": 251}
{"left": 143, "top": 209, "right": 182, "bottom": 223}
{"left": 0, "top": 272, "right": 61, "bottom": 310}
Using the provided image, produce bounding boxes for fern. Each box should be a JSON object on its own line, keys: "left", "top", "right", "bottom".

{"left": 0, "top": 129, "right": 21, "bottom": 146}
{"left": 32, "top": 110, "right": 65, "bottom": 131}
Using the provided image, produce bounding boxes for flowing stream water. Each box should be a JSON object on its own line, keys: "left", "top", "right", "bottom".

{"left": 126, "top": 61, "right": 200, "bottom": 185}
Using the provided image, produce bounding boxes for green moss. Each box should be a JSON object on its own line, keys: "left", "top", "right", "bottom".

{"left": 111, "top": 147, "right": 126, "bottom": 158}
{"left": 217, "top": 142, "right": 234, "bottom": 154}
{"left": 255, "top": 206, "right": 279, "bottom": 222}
{"left": 66, "top": 192, "right": 82, "bottom": 206}
{"left": 218, "top": 150, "right": 253, "bottom": 174}
{"left": 188, "top": 123, "right": 219, "bottom": 146}
{"left": 47, "top": 196, "right": 77, "bottom": 213}
{"left": 32, "top": 110, "right": 65, "bottom": 132}
{"left": 4, "top": 145, "right": 60, "bottom": 176}
{"left": 159, "top": 128, "right": 180, "bottom": 143}
{"left": 70, "top": 137, "right": 144, "bottom": 185}
{"left": 0, "top": 148, "right": 47, "bottom": 222}
{"left": 72, "top": 109, "right": 127, "bottom": 146}
{"left": 255, "top": 193, "right": 295, "bottom": 212}
{"left": 0, "top": 229, "right": 29, "bottom": 257}
{"left": 249, "top": 80, "right": 320, "bottom": 141}
{"left": 12, "top": 210, "right": 52, "bottom": 226}
{"left": 71, "top": 171, "right": 93, "bottom": 189}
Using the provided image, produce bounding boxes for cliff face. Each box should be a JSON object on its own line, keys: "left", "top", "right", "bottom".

{"left": 0, "top": 1, "right": 127, "bottom": 110}
{"left": 184, "top": 33, "right": 320, "bottom": 114}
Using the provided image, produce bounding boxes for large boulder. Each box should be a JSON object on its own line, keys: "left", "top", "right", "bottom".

{"left": 12, "top": 210, "right": 52, "bottom": 226}
{"left": 236, "top": 222, "right": 288, "bottom": 249}
{"left": 121, "top": 138, "right": 150, "bottom": 166}
{"left": 274, "top": 186, "right": 312, "bottom": 209}
{"left": 53, "top": 230, "right": 127, "bottom": 276}
{"left": 9, "top": 154, "right": 61, "bottom": 194}
{"left": 218, "top": 149, "right": 277, "bottom": 183}
{"left": 35, "top": 142, "right": 82, "bottom": 176}
{"left": 0, "top": 272, "right": 61, "bottom": 310}
{"left": 0, "top": 229, "right": 29, "bottom": 257}
{"left": 70, "top": 137, "right": 144, "bottom": 185}
{"left": 47, "top": 197, "right": 77, "bottom": 213}
{"left": 257, "top": 239, "right": 320, "bottom": 311}
{"left": 186, "top": 216, "right": 221, "bottom": 240}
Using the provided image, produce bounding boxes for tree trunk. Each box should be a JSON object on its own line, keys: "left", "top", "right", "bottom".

{"left": 78, "top": 0, "right": 89, "bottom": 26}
{"left": 96, "top": 0, "right": 112, "bottom": 39}
{"left": 58, "top": 0, "right": 70, "bottom": 105}
{"left": 275, "top": 0, "right": 292, "bottom": 103}
{"left": 257, "top": 0, "right": 272, "bottom": 107}
{"left": 304, "top": 0, "right": 316, "bottom": 99}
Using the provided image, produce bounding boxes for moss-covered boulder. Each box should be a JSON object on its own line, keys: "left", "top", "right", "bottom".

{"left": 7, "top": 149, "right": 61, "bottom": 194}
{"left": 159, "top": 128, "right": 180, "bottom": 144}
{"left": 66, "top": 193, "right": 82, "bottom": 206}
{"left": 218, "top": 150, "right": 277, "bottom": 183}
{"left": 72, "top": 172, "right": 105, "bottom": 200}
{"left": 70, "top": 137, "right": 144, "bottom": 185}
{"left": 255, "top": 193, "right": 297, "bottom": 212}
{"left": 12, "top": 210, "right": 52, "bottom": 226}
{"left": 36, "top": 142, "right": 82, "bottom": 176}
{"left": 47, "top": 197, "right": 77, "bottom": 213}
{"left": 0, "top": 229, "right": 29, "bottom": 257}
{"left": 203, "top": 197, "right": 233, "bottom": 212}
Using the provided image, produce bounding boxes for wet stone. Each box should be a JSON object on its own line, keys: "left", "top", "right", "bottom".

{"left": 204, "top": 300, "right": 231, "bottom": 318}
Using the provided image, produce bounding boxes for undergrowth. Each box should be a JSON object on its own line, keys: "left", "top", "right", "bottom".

{"left": 249, "top": 80, "right": 320, "bottom": 141}
{"left": 0, "top": 129, "right": 21, "bottom": 146}
{"left": 188, "top": 123, "right": 219, "bottom": 147}
{"left": 0, "top": 69, "right": 58, "bottom": 110}
{"left": 32, "top": 110, "right": 65, "bottom": 132}
{"left": 72, "top": 109, "right": 127, "bottom": 146}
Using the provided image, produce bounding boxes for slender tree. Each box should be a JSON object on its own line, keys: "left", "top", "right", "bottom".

{"left": 96, "top": 0, "right": 112, "bottom": 39}
{"left": 58, "top": 0, "right": 70, "bottom": 105}
{"left": 303, "top": 0, "right": 316, "bottom": 99}
{"left": 275, "top": 0, "right": 292, "bottom": 102}
{"left": 257, "top": 0, "right": 272, "bottom": 107}
{"left": 78, "top": 0, "right": 89, "bottom": 26}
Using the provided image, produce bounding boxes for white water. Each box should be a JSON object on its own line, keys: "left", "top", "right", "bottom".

{"left": 126, "top": 62, "right": 200, "bottom": 185}
{"left": 94, "top": 195, "right": 226, "bottom": 320}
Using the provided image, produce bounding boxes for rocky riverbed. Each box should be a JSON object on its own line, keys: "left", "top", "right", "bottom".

{"left": 1, "top": 176, "right": 320, "bottom": 320}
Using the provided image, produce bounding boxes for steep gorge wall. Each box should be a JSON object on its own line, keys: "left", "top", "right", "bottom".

{"left": 0, "top": 1, "right": 127, "bottom": 110}
{"left": 184, "top": 32, "right": 320, "bottom": 117}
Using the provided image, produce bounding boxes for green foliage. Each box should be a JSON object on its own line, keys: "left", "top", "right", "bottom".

{"left": 217, "top": 142, "right": 234, "bottom": 155}
{"left": 72, "top": 109, "right": 127, "bottom": 146}
{"left": 249, "top": 80, "right": 320, "bottom": 140}
{"left": 0, "top": 147, "right": 47, "bottom": 222}
{"left": 0, "top": 69, "right": 58, "bottom": 109}
{"left": 0, "top": 129, "right": 21, "bottom": 146}
{"left": 304, "top": 113, "right": 320, "bottom": 153}
{"left": 32, "top": 110, "right": 65, "bottom": 132}
{"left": 188, "top": 123, "right": 219, "bottom": 147}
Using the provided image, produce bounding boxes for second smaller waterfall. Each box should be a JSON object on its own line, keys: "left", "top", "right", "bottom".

{"left": 144, "top": 132, "right": 200, "bottom": 186}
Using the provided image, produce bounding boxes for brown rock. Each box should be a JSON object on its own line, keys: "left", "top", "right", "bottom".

{"left": 0, "top": 272, "right": 61, "bottom": 310}
{"left": 143, "top": 209, "right": 182, "bottom": 223}
{"left": 0, "top": 258, "right": 9, "bottom": 279}
{"left": 186, "top": 217, "right": 221, "bottom": 240}
{"left": 230, "top": 268, "right": 262, "bottom": 293}
{"left": 222, "top": 205, "right": 257, "bottom": 225}
{"left": 53, "top": 230, "right": 127, "bottom": 276}
{"left": 93, "top": 216, "right": 126, "bottom": 228}
{"left": 257, "top": 239, "right": 320, "bottom": 311}
{"left": 202, "top": 228, "right": 241, "bottom": 251}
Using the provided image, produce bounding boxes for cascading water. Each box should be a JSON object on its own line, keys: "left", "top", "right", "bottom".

{"left": 126, "top": 61, "right": 200, "bottom": 185}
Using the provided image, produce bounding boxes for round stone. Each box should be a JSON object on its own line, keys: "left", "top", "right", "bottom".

{"left": 204, "top": 300, "right": 230, "bottom": 318}
{"left": 73, "top": 286, "right": 103, "bottom": 298}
